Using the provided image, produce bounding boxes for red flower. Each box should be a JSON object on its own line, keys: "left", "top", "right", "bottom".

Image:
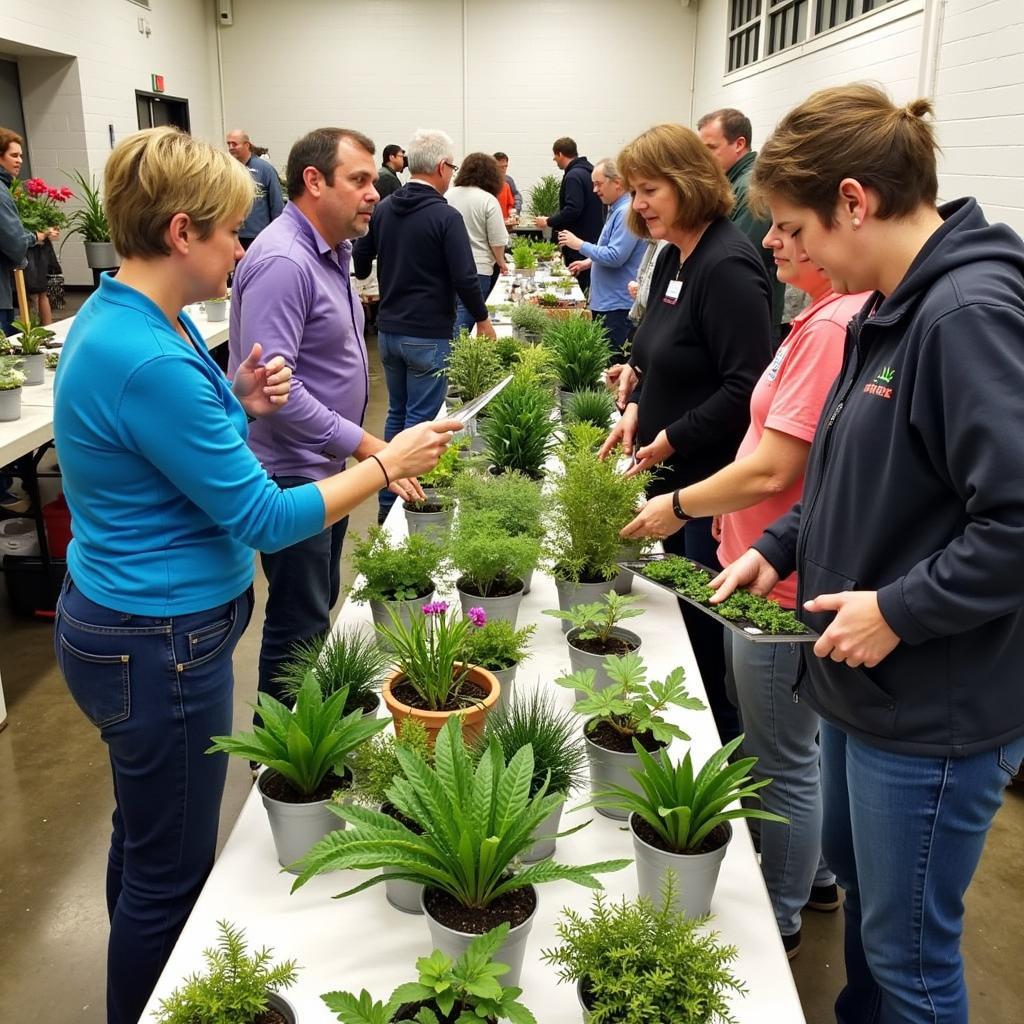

{"left": 59, "top": 186, "right": 73, "bottom": 200}
{"left": 25, "top": 178, "right": 48, "bottom": 197}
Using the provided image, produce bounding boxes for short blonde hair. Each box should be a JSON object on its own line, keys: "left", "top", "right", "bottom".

{"left": 618, "top": 124, "right": 734, "bottom": 238}
{"left": 105, "top": 127, "right": 255, "bottom": 258}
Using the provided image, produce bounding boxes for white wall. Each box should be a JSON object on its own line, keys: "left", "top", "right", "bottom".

{"left": 690, "top": 0, "right": 1024, "bottom": 235}
{"left": 217, "top": 0, "right": 697, "bottom": 204}
{"left": 0, "top": 0, "right": 220, "bottom": 283}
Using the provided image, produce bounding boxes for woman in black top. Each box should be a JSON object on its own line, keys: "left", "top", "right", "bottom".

{"left": 600, "top": 123, "right": 773, "bottom": 739}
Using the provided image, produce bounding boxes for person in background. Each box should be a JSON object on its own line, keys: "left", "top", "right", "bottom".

{"left": 557, "top": 156, "right": 645, "bottom": 361}
{"left": 446, "top": 152, "right": 509, "bottom": 335}
{"left": 534, "top": 136, "right": 603, "bottom": 292}
{"left": 226, "top": 127, "right": 284, "bottom": 250}
{"left": 230, "top": 127, "right": 424, "bottom": 709}
{"left": 353, "top": 128, "right": 495, "bottom": 523}
{"left": 52, "top": 126, "right": 457, "bottom": 1024}
{"left": 376, "top": 143, "right": 406, "bottom": 200}
{"left": 493, "top": 151, "right": 522, "bottom": 217}
{"left": 712, "top": 84, "right": 1024, "bottom": 1023}
{"left": 599, "top": 123, "right": 773, "bottom": 744}
{"left": 622, "top": 205, "right": 870, "bottom": 961}
{"left": 698, "top": 108, "right": 785, "bottom": 340}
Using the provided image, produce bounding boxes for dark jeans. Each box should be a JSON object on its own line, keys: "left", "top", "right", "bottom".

{"left": 454, "top": 272, "right": 494, "bottom": 336}
{"left": 55, "top": 575, "right": 253, "bottom": 1024}
{"left": 662, "top": 516, "right": 740, "bottom": 744}
{"left": 258, "top": 475, "right": 348, "bottom": 703}
{"left": 594, "top": 307, "right": 632, "bottom": 363}
{"left": 1, "top": 307, "right": 15, "bottom": 336}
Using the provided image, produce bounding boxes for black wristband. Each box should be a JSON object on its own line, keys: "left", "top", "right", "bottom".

{"left": 370, "top": 453, "right": 390, "bottom": 487}
{"left": 671, "top": 489, "right": 691, "bottom": 522}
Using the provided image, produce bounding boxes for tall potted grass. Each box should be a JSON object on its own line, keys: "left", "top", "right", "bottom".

{"left": 528, "top": 175, "right": 561, "bottom": 219}
{"left": 480, "top": 376, "right": 557, "bottom": 480}
{"left": 544, "top": 315, "right": 611, "bottom": 411}
{"left": 62, "top": 169, "right": 118, "bottom": 268}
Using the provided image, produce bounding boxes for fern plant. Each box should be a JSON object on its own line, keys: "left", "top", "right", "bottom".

{"left": 528, "top": 174, "right": 561, "bottom": 218}
{"left": 292, "top": 715, "right": 630, "bottom": 906}
{"left": 207, "top": 673, "right": 389, "bottom": 797}
{"left": 565, "top": 388, "right": 615, "bottom": 430}
{"left": 481, "top": 377, "right": 556, "bottom": 479}
{"left": 543, "top": 315, "right": 611, "bottom": 393}
{"left": 153, "top": 920, "right": 298, "bottom": 1024}
{"left": 349, "top": 527, "right": 447, "bottom": 603}
{"left": 460, "top": 618, "right": 535, "bottom": 673}
{"left": 322, "top": 923, "right": 536, "bottom": 1024}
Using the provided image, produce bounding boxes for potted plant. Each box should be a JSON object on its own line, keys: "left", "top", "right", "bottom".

{"left": 45, "top": 350, "right": 60, "bottom": 371}
{"left": 544, "top": 316, "right": 611, "bottom": 411}
{"left": 276, "top": 627, "right": 389, "bottom": 717}
{"left": 509, "top": 303, "right": 548, "bottom": 344}
{"left": 540, "top": 878, "right": 745, "bottom": 1023}
{"left": 62, "top": 169, "right": 118, "bottom": 269}
{"left": 9, "top": 317, "right": 53, "bottom": 386}
{"left": 544, "top": 591, "right": 644, "bottom": 694}
{"left": 510, "top": 242, "right": 537, "bottom": 278}
{"left": 585, "top": 733, "right": 787, "bottom": 919}
{"left": 403, "top": 439, "right": 467, "bottom": 540}
{"left": 556, "top": 651, "right": 705, "bottom": 821}
{"left": 528, "top": 175, "right": 561, "bottom": 220}
{"left": 293, "top": 716, "right": 630, "bottom": 986}
{"left": 530, "top": 239, "right": 559, "bottom": 263}
{"left": 322, "top": 923, "right": 536, "bottom": 1023}
{"left": 153, "top": 920, "right": 299, "bottom": 1024}
{"left": 445, "top": 329, "right": 504, "bottom": 405}
{"left": 375, "top": 601, "right": 500, "bottom": 744}
{"left": 348, "top": 717, "right": 434, "bottom": 914}
{"left": 9, "top": 175, "right": 71, "bottom": 234}
{"left": 493, "top": 333, "right": 525, "bottom": 371}
{"left": 546, "top": 425, "right": 650, "bottom": 617}
{"left": 478, "top": 689, "right": 588, "bottom": 863}
{"left": 205, "top": 294, "right": 229, "bottom": 323}
{"left": 565, "top": 389, "right": 615, "bottom": 431}
{"left": 480, "top": 377, "right": 556, "bottom": 480}
{"left": 207, "top": 672, "right": 389, "bottom": 870}
{"left": 459, "top": 617, "right": 535, "bottom": 705}
{"left": 349, "top": 527, "right": 447, "bottom": 639}
{"left": 511, "top": 343, "right": 559, "bottom": 398}
{"left": 0, "top": 356, "right": 26, "bottom": 422}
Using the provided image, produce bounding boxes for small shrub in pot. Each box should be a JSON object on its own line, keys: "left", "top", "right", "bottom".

{"left": 446, "top": 328, "right": 504, "bottom": 403}
{"left": 481, "top": 377, "right": 556, "bottom": 480}
{"left": 349, "top": 528, "right": 447, "bottom": 604}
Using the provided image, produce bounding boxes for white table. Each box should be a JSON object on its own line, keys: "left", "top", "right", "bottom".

{"left": 141, "top": 516, "right": 806, "bottom": 1021}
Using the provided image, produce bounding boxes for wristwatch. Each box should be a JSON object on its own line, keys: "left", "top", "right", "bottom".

{"left": 671, "top": 489, "right": 691, "bottom": 522}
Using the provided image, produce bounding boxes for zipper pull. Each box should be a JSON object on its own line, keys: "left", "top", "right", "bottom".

{"left": 792, "top": 689, "right": 800, "bottom": 704}
{"left": 827, "top": 400, "right": 844, "bottom": 428}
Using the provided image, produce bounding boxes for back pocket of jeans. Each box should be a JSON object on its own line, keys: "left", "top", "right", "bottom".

{"left": 58, "top": 636, "right": 130, "bottom": 728}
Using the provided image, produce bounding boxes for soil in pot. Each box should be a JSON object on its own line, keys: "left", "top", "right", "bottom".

{"left": 390, "top": 678, "right": 490, "bottom": 713}
{"left": 404, "top": 499, "right": 448, "bottom": 514}
{"left": 457, "top": 576, "right": 523, "bottom": 600}
{"left": 423, "top": 883, "right": 537, "bottom": 935}
{"left": 632, "top": 816, "right": 730, "bottom": 858}
{"left": 585, "top": 721, "right": 663, "bottom": 755}
{"left": 570, "top": 633, "right": 638, "bottom": 657}
{"left": 259, "top": 767, "right": 349, "bottom": 803}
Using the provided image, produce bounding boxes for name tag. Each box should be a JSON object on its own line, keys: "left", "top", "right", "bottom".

{"left": 662, "top": 279, "right": 683, "bottom": 305}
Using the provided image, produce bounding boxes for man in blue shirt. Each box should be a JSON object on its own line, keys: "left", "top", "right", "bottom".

{"left": 227, "top": 128, "right": 284, "bottom": 249}
{"left": 557, "top": 157, "right": 645, "bottom": 361}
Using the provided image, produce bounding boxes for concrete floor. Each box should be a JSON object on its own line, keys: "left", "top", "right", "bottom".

{"left": 1, "top": 324, "right": 1022, "bottom": 1022}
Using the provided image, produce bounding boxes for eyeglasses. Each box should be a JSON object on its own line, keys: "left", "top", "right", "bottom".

{"left": 443, "top": 161, "right": 459, "bottom": 172}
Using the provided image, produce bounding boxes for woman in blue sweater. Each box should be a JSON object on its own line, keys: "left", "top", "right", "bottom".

{"left": 52, "top": 127, "right": 458, "bottom": 1024}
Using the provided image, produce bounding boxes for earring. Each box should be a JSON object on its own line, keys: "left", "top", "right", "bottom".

{"left": 852, "top": 217, "right": 861, "bottom": 229}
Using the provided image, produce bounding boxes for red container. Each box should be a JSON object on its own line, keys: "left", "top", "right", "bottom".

{"left": 43, "top": 494, "right": 73, "bottom": 558}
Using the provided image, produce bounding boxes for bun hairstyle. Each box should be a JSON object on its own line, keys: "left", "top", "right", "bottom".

{"left": 749, "top": 83, "right": 939, "bottom": 224}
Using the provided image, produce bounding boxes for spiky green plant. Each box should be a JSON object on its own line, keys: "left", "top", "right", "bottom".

{"left": 510, "top": 242, "right": 536, "bottom": 270}
{"left": 509, "top": 303, "right": 548, "bottom": 341}
{"left": 528, "top": 175, "right": 561, "bottom": 218}
{"left": 565, "top": 388, "right": 616, "bottom": 430}
{"left": 61, "top": 168, "right": 111, "bottom": 245}
{"left": 481, "top": 377, "right": 556, "bottom": 478}
{"left": 292, "top": 716, "right": 631, "bottom": 905}
{"left": 530, "top": 240, "right": 559, "bottom": 261}
{"left": 544, "top": 315, "right": 611, "bottom": 393}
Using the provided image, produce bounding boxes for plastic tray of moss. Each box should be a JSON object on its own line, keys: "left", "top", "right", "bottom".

{"left": 617, "top": 553, "right": 818, "bottom": 644}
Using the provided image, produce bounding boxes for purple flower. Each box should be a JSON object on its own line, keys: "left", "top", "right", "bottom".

{"left": 422, "top": 600, "right": 449, "bottom": 616}
{"left": 467, "top": 607, "right": 487, "bottom": 628}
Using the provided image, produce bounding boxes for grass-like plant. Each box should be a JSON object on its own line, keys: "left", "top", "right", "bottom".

{"left": 348, "top": 718, "right": 433, "bottom": 808}
{"left": 450, "top": 508, "right": 540, "bottom": 597}
{"left": 276, "top": 628, "right": 389, "bottom": 715}
{"left": 510, "top": 242, "right": 536, "bottom": 270}
{"left": 207, "top": 673, "right": 389, "bottom": 797}
{"left": 292, "top": 715, "right": 631, "bottom": 906}
{"left": 585, "top": 733, "right": 787, "bottom": 852}
{"left": 509, "top": 303, "right": 549, "bottom": 340}
{"left": 0, "top": 355, "right": 26, "bottom": 391}
{"left": 61, "top": 168, "right": 111, "bottom": 245}
{"left": 460, "top": 618, "right": 535, "bottom": 673}
{"left": 537, "top": 293, "right": 562, "bottom": 308}
{"left": 454, "top": 470, "right": 546, "bottom": 541}
{"left": 349, "top": 527, "right": 447, "bottom": 603}
{"left": 544, "top": 591, "right": 643, "bottom": 645}
{"left": 544, "top": 315, "right": 611, "bottom": 393}
{"left": 445, "top": 328, "right": 504, "bottom": 401}
{"left": 154, "top": 920, "right": 298, "bottom": 1024}
{"left": 565, "top": 388, "right": 615, "bottom": 430}
{"left": 541, "top": 877, "right": 745, "bottom": 1024}
{"left": 528, "top": 174, "right": 561, "bottom": 218}
{"left": 481, "top": 377, "right": 556, "bottom": 479}
{"left": 530, "top": 240, "right": 559, "bottom": 261}
{"left": 479, "top": 689, "right": 587, "bottom": 798}
{"left": 322, "top": 923, "right": 537, "bottom": 1024}
{"left": 557, "top": 651, "right": 705, "bottom": 747}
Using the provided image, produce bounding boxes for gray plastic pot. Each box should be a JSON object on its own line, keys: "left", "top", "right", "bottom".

{"left": 21, "top": 353, "right": 44, "bottom": 386}
{"left": 266, "top": 991, "right": 297, "bottom": 1023}
{"left": 554, "top": 577, "right": 617, "bottom": 633}
{"left": 83, "top": 240, "right": 120, "bottom": 269}
{"left": 566, "top": 626, "right": 641, "bottom": 701}
{"left": 583, "top": 725, "right": 649, "bottom": 821}
{"left": 456, "top": 578, "right": 525, "bottom": 627}
{"left": 522, "top": 801, "right": 564, "bottom": 863}
{"left": 403, "top": 502, "right": 453, "bottom": 542}
{"left": 258, "top": 769, "right": 345, "bottom": 873}
{"left": 370, "top": 589, "right": 435, "bottom": 649}
{"left": 422, "top": 884, "right": 538, "bottom": 988}
{"left": 490, "top": 664, "right": 518, "bottom": 708}
{"left": 0, "top": 387, "right": 22, "bottom": 422}
{"left": 631, "top": 815, "right": 732, "bottom": 919}
{"left": 385, "top": 874, "right": 425, "bottom": 915}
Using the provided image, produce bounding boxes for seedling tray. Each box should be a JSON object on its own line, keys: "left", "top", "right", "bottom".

{"left": 617, "top": 554, "right": 819, "bottom": 645}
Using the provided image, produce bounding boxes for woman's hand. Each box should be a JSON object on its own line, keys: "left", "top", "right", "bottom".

{"left": 233, "top": 342, "right": 291, "bottom": 417}
{"left": 625, "top": 429, "right": 674, "bottom": 477}
{"left": 558, "top": 230, "right": 583, "bottom": 252}
{"left": 620, "top": 492, "right": 685, "bottom": 542}
{"left": 805, "top": 591, "right": 900, "bottom": 668}
{"left": 605, "top": 363, "right": 638, "bottom": 409}
{"left": 378, "top": 419, "right": 464, "bottom": 482}
{"left": 708, "top": 549, "right": 779, "bottom": 603}
{"left": 568, "top": 259, "right": 591, "bottom": 277}
{"left": 598, "top": 402, "right": 638, "bottom": 461}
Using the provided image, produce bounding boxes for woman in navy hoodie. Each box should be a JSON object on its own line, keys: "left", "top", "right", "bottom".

{"left": 713, "top": 84, "right": 1024, "bottom": 1023}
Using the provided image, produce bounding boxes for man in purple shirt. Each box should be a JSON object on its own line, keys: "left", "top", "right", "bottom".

{"left": 230, "top": 127, "right": 423, "bottom": 704}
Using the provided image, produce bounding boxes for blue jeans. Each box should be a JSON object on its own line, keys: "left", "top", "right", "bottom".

{"left": 258, "top": 475, "right": 348, "bottom": 703}
{"left": 378, "top": 330, "right": 450, "bottom": 516}
{"left": 55, "top": 576, "right": 254, "bottom": 1024}
{"left": 1, "top": 307, "right": 15, "bottom": 337}
{"left": 593, "top": 307, "right": 632, "bottom": 363}
{"left": 821, "top": 720, "right": 1024, "bottom": 1023}
{"left": 724, "top": 637, "right": 833, "bottom": 936}
{"left": 454, "top": 273, "right": 495, "bottom": 336}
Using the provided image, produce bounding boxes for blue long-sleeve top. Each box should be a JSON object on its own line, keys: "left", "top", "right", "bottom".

{"left": 53, "top": 274, "right": 326, "bottom": 616}
{"left": 579, "top": 194, "right": 645, "bottom": 312}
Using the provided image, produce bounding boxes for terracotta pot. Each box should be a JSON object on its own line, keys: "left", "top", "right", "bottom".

{"left": 382, "top": 662, "right": 500, "bottom": 744}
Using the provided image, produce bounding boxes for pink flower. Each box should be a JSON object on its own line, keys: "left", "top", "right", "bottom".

{"left": 467, "top": 607, "right": 487, "bottom": 628}
{"left": 25, "top": 178, "right": 48, "bottom": 197}
{"left": 422, "top": 600, "right": 449, "bottom": 616}
{"left": 58, "top": 186, "right": 73, "bottom": 200}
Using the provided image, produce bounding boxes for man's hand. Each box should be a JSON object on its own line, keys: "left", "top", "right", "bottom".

{"left": 597, "top": 403, "right": 639, "bottom": 461}
{"left": 232, "top": 342, "right": 292, "bottom": 418}
{"left": 534, "top": 216, "right": 549, "bottom": 229}
{"left": 708, "top": 549, "right": 779, "bottom": 603}
{"left": 625, "top": 429, "right": 674, "bottom": 477}
{"left": 605, "top": 363, "right": 638, "bottom": 409}
{"left": 558, "top": 230, "right": 583, "bottom": 251}
{"left": 620, "top": 492, "right": 686, "bottom": 542}
{"left": 476, "top": 319, "right": 497, "bottom": 339}
{"left": 568, "top": 259, "right": 591, "bottom": 278}
{"left": 805, "top": 591, "right": 900, "bottom": 668}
